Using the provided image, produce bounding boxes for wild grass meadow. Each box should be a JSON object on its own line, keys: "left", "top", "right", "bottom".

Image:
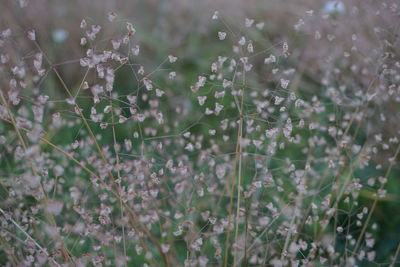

{"left": 0, "top": 0, "right": 400, "bottom": 266}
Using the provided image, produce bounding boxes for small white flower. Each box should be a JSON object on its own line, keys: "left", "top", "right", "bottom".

{"left": 256, "top": 22, "right": 265, "bottom": 30}
{"left": 247, "top": 42, "right": 254, "bottom": 53}
{"left": 161, "top": 244, "right": 170, "bottom": 253}
{"left": 143, "top": 77, "right": 153, "bottom": 91}
{"left": 156, "top": 89, "right": 165, "bottom": 97}
{"left": 222, "top": 79, "right": 232, "bottom": 88}
{"left": 215, "top": 91, "right": 225, "bottom": 99}
{"left": 119, "top": 115, "right": 127, "bottom": 123}
{"left": 126, "top": 22, "right": 136, "bottom": 35}
{"left": 245, "top": 18, "right": 254, "bottom": 28}
{"left": 27, "top": 29, "right": 36, "bottom": 40}
{"left": 280, "top": 79, "right": 290, "bottom": 89}
{"left": 169, "top": 72, "right": 176, "bottom": 79}
{"left": 238, "top": 36, "right": 246, "bottom": 46}
{"left": 168, "top": 55, "right": 177, "bottom": 63}
{"left": 205, "top": 108, "right": 213, "bottom": 115}
{"left": 218, "top": 31, "right": 226, "bottom": 40}
{"left": 185, "top": 143, "right": 194, "bottom": 151}
{"left": 137, "top": 114, "right": 145, "bottom": 122}
{"left": 80, "top": 19, "right": 87, "bottom": 29}
{"left": 66, "top": 97, "right": 76, "bottom": 105}
{"left": 132, "top": 45, "right": 140, "bottom": 56}
{"left": 111, "top": 39, "right": 121, "bottom": 50}
{"left": 197, "top": 96, "right": 207, "bottom": 106}
{"left": 80, "top": 37, "right": 87, "bottom": 46}
{"left": 108, "top": 12, "right": 117, "bottom": 22}
{"left": 211, "top": 62, "right": 218, "bottom": 72}
{"left": 212, "top": 11, "right": 219, "bottom": 20}
{"left": 196, "top": 76, "right": 207, "bottom": 88}
{"left": 214, "top": 103, "right": 224, "bottom": 115}
{"left": 264, "top": 54, "right": 276, "bottom": 64}
{"left": 274, "top": 96, "right": 285, "bottom": 105}
{"left": 104, "top": 105, "right": 112, "bottom": 113}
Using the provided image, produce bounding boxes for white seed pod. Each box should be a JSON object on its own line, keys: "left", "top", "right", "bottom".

{"left": 168, "top": 55, "right": 177, "bottom": 63}
{"left": 27, "top": 29, "right": 36, "bottom": 40}
{"left": 212, "top": 11, "right": 219, "bottom": 20}
{"left": 108, "top": 12, "right": 117, "bottom": 22}
{"left": 197, "top": 96, "right": 207, "bottom": 106}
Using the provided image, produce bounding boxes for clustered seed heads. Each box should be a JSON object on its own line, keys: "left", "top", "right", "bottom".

{"left": 0, "top": 2, "right": 400, "bottom": 267}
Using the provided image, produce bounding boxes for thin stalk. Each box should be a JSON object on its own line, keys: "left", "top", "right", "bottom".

{"left": 109, "top": 95, "right": 127, "bottom": 267}
{"left": 233, "top": 85, "right": 245, "bottom": 266}
{"left": 224, "top": 54, "right": 246, "bottom": 267}
{"left": 391, "top": 240, "right": 400, "bottom": 267}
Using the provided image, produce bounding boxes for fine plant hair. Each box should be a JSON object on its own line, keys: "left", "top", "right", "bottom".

{"left": 1, "top": 1, "right": 400, "bottom": 266}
